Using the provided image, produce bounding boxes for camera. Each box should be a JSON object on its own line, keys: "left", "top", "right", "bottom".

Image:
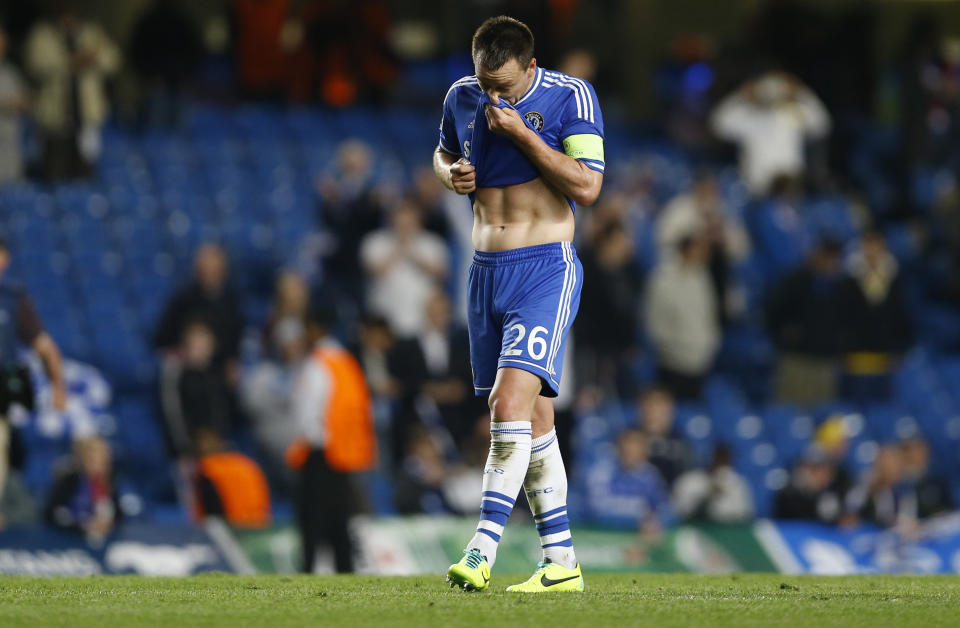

{"left": 0, "top": 364, "right": 34, "bottom": 415}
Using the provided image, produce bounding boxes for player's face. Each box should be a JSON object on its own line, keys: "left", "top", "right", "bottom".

{"left": 476, "top": 58, "right": 536, "bottom": 105}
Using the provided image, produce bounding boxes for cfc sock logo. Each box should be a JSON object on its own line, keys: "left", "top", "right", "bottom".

{"left": 526, "top": 487, "right": 554, "bottom": 496}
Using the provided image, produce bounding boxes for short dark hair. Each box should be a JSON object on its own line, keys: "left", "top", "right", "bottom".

{"left": 472, "top": 16, "right": 534, "bottom": 71}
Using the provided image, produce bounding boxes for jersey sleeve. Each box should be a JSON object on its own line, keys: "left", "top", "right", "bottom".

{"left": 559, "top": 79, "right": 605, "bottom": 174}
{"left": 438, "top": 85, "right": 461, "bottom": 156}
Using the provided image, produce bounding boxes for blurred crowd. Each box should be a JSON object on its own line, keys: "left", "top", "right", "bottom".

{"left": 0, "top": 0, "right": 959, "bottom": 563}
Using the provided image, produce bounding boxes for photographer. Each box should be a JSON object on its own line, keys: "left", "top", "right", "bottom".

{"left": 0, "top": 240, "right": 67, "bottom": 502}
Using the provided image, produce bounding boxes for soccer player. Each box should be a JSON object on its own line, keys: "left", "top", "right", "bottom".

{"left": 433, "top": 16, "right": 604, "bottom": 592}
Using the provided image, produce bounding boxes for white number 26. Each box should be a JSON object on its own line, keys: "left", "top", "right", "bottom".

{"left": 504, "top": 324, "right": 549, "bottom": 360}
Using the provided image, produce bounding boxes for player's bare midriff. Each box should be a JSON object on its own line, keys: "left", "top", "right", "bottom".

{"left": 472, "top": 176, "right": 575, "bottom": 252}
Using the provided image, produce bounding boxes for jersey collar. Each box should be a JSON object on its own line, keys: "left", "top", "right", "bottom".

{"left": 514, "top": 67, "right": 543, "bottom": 107}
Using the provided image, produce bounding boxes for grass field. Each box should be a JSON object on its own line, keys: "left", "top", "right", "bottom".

{"left": 2, "top": 573, "right": 959, "bottom": 627}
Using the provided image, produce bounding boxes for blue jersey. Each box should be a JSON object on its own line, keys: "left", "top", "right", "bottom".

{"left": 438, "top": 67, "right": 605, "bottom": 211}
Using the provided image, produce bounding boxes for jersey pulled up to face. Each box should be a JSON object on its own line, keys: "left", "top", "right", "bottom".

{"left": 438, "top": 66, "right": 605, "bottom": 211}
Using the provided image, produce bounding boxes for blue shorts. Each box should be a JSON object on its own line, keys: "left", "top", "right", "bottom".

{"left": 467, "top": 242, "right": 582, "bottom": 398}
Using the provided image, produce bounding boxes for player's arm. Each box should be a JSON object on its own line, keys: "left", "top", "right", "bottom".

{"left": 433, "top": 148, "right": 476, "bottom": 195}
{"left": 433, "top": 82, "right": 477, "bottom": 195}
{"left": 485, "top": 95, "right": 602, "bottom": 206}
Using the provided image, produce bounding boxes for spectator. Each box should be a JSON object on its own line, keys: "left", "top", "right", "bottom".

{"left": 263, "top": 271, "right": 309, "bottom": 358}
{"left": 657, "top": 174, "right": 750, "bottom": 323}
{"left": 765, "top": 239, "right": 844, "bottom": 404}
{"left": 154, "top": 243, "right": 245, "bottom": 374}
{"left": 1, "top": 239, "right": 67, "bottom": 505}
{"left": 241, "top": 315, "right": 306, "bottom": 493}
{"left": 393, "top": 425, "right": 459, "bottom": 515}
{"left": 317, "top": 139, "right": 385, "bottom": 305}
{"left": 356, "top": 314, "right": 398, "bottom": 400}
{"left": 129, "top": 0, "right": 203, "bottom": 129}
{"left": 388, "top": 290, "right": 480, "bottom": 455}
{"left": 0, "top": 469, "right": 35, "bottom": 530}
{"left": 586, "top": 428, "right": 672, "bottom": 537}
{"left": 231, "top": 0, "right": 306, "bottom": 101}
{"left": 837, "top": 229, "right": 913, "bottom": 401}
{"left": 672, "top": 444, "right": 754, "bottom": 523}
{"left": 0, "top": 23, "right": 28, "bottom": 184}
{"left": 44, "top": 436, "right": 121, "bottom": 543}
{"left": 635, "top": 386, "right": 693, "bottom": 487}
{"left": 813, "top": 415, "right": 853, "bottom": 496}
{"left": 161, "top": 319, "right": 237, "bottom": 456}
{"left": 287, "top": 305, "right": 377, "bottom": 573}
{"left": 845, "top": 445, "right": 913, "bottom": 528}
{"left": 577, "top": 220, "right": 642, "bottom": 397}
{"left": 194, "top": 428, "right": 271, "bottom": 529}
{"left": 360, "top": 198, "right": 449, "bottom": 338}
{"left": 711, "top": 71, "right": 830, "bottom": 196}
{"left": 900, "top": 436, "right": 953, "bottom": 519}
{"left": 774, "top": 446, "right": 845, "bottom": 524}
{"left": 644, "top": 234, "right": 720, "bottom": 400}
{"left": 25, "top": 1, "right": 120, "bottom": 180}
{"left": 305, "top": 0, "right": 397, "bottom": 106}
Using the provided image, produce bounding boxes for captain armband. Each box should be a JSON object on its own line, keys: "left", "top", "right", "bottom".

{"left": 561, "top": 134, "right": 604, "bottom": 163}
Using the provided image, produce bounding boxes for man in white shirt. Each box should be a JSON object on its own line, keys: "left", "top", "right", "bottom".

{"left": 644, "top": 234, "right": 719, "bottom": 400}
{"left": 360, "top": 199, "right": 449, "bottom": 337}
{"left": 711, "top": 72, "right": 830, "bottom": 196}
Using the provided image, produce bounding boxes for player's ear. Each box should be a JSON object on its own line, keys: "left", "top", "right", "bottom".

{"left": 528, "top": 58, "right": 537, "bottom": 73}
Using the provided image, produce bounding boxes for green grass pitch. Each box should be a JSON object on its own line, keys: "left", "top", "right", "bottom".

{"left": 1, "top": 573, "right": 959, "bottom": 627}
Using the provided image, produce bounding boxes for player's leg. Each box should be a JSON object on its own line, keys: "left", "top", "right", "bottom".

{"left": 527, "top": 396, "right": 577, "bottom": 566}
{"left": 506, "top": 396, "right": 583, "bottom": 592}
{"left": 448, "top": 367, "right": 539, "bottom": 590}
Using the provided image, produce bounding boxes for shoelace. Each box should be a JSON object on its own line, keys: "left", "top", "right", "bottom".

{"left": 464, "top": 549, "right": 485, "bottom": 569}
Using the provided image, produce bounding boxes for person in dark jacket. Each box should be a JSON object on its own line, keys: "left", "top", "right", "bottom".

{"left": 836, "top": 229, "right": 913, "bottom": 401}
{"left": 387, "top": 291, "right": 483, "bottom": 458}
{"left": 901, "top": 436, "right": 953, "bottom": 519}
{"left": 765, "top": 239, "right": 844, "bottom": 404}
{"left": 576, "top": 220, "right": 643, "bottom": 398}
{"left": 635, "top": 386, "right": 694, "bottom": 487}
{"left": 154, "top": 243, "right": 245, "bottom": 372}
{"left": 774, "top": 446, "right": 845, "bottom": 524}
{"left": 129, "top": 0, "right": 203, "bottom": 128}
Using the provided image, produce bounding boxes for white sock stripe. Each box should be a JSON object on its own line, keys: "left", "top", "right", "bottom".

{"left": 491, "top": 421, "right": 532, "bottom": 430}
{"left": 539, "top": 531, "right": 572, "bottom": 545}
{"left": 481, "top": 496, "right": 514, "bottom": 508}
{"left": 531, "top": 436, "right": 557, "bottom": 454}
{"left": 530, "top": 428, "right": 557, "bottom": 449}
{"left": 477, "top": 520, "right": 505, "bottom": 535}
{"left": 546, "top": 243, "right": 573, "bottom": 375}
{"left": 538, "top": 509, "right": 568, "bottom": 523}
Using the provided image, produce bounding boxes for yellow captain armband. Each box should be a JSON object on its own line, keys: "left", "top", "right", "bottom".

{"left": 562, "top": 134, "right": 604, "bottom": 162}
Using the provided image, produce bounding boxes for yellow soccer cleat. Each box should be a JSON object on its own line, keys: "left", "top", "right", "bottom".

{"left": 506, "top": 561, "right": 584, "bottom": 593}
{"left": 446, "top": 549, "right": 491, "bottom": 592}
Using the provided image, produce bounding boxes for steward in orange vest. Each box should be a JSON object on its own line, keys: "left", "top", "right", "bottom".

{"left": 288, "top": 305, "right": 377, "bottom": 573}
{"left": 194, "top": 428, "right": 271, "bottom": 528}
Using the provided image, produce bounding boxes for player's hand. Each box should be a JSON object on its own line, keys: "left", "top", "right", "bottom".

{"left": 484, "top": 98, "right": 527, "bottom": 140}
{"left": 449, "top": 158, "right": 476, "bottom": 195}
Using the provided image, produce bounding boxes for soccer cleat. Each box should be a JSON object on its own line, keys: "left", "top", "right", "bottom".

{"left": 505, "top": 561, "right": 584, "bottom": 593}
{"left": 446, "top": 549, "right": 491, "bottom": 592}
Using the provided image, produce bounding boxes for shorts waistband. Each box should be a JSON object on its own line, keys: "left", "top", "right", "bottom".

{"left": 472, "top": 241, "right": 576, "bottom": 266}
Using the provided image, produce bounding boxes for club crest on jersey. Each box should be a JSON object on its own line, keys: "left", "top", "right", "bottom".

{"left": 524, "top": 111, "right": 544, "bottom": 132}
